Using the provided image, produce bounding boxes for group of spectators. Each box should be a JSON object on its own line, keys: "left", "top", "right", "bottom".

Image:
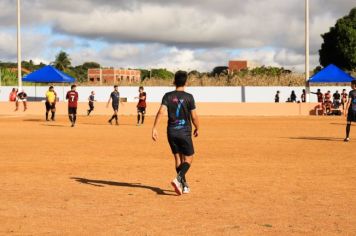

{"left": 312, "top": 89, "right": 348, "bottom": 115}
{"left": 274, "top": 89, "right": 308, "bottom": 103}
{"left": 274, "top": 89, "right": 348, "bottom": 115}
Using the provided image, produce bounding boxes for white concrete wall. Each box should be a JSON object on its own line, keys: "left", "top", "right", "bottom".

{"left": 0, "top": 86, "right": 350, "bottom": 103}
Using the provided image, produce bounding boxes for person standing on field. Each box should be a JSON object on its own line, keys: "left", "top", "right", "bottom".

{"left": 152, "top": 71, "right": 199, "bottom": 196}
{"left": 66, "top": 85, "right": 79, "bottom": 127}
{"left": 87, "top": 91, "right": 96, "bottom": 116}
{"left": 135, "top": 86, "right": 147, "bottom": 125}
{"left": 45, "top": 86, "right": 57, "bottom": 121}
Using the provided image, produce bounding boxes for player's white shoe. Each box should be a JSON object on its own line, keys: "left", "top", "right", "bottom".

{"left": 171, "top": 178, "right": 183, "bottom": 195}
{"left": 344, "top": 137, "right": 350, "bottom": 142}
{"left": 183, "top": 186, "right": 190, "bottom": 194}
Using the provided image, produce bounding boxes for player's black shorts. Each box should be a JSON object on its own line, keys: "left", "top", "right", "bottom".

{"left": 112, "top": 103, "right": 119, "bottom": 111}
{"left": 347, "top": 109, "right": 356, "bottom": 122}
{"left": 137, "top": 107, "right": 146, "bottom": 114}
{"left": 45, "top": 102, "right": 55, "bottom": 111}
{"left": 167, "top": 127, "right": 194, "bottom": 156}
{"left": 89, "top": 102, "right": 94, "bottom": 110}
{"left": 68, "top": 107, "right": 77, "bottom": 115}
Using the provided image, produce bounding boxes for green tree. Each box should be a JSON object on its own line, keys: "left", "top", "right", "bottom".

{"left": 319, "top": 8, "right": 356, "bottom": 70}
{"left": 82, "top": 62, "right": 100, "bottom": 70}
{"left": 151, "top": 69, "right": 174, "bottom": 80}
{"left": 52, "top": 51, "right": 72, "bottom": 71}
{"left": 139, "top": 69, "right": 150, "bottom": 81}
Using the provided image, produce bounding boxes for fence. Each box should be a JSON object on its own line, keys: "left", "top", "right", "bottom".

{"left": 0, "top": 86, "right": 351, "bottom": 103}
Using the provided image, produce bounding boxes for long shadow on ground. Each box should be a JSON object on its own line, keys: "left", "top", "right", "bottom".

{"left": 71, "top": 177, "right": 176, "bottom": 196}
{"left": 330, "top": 122, "right": 355, "bottom": 126}
{"left": 288, "top": 137, "right": 345, "bottom": 142}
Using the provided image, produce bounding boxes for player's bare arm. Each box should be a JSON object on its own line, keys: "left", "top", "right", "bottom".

{"left": 345, "top": 98, "right": 351, "bottom": 116}
{"left": 191, "top": 109, "right": 200, "bottom": 137}
{"left": 152, "top": 105, "right": 167, "bottom": 141}
{"left": 106, "top": 97, "right": 111, "bottom": 108}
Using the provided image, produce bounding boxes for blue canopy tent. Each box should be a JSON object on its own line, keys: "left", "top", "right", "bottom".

{"left": 309, "top": 64, "right": 355, "bottom": 83}
{"left": 22, "top": 65, "right": 76, "bottom": 101}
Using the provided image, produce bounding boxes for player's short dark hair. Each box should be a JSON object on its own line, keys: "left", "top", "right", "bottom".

{"left": 49, "top": 86, "right": 54, "bottom": 89}
{"left": 352, "top": 80, "right": 356, "bottom": 86}
{"left": 139, "top": 86, "right": 144, "bottom": 90}
{"left": 71, "top": 85, "right": 76, "bottom": 89}
{"left": 114, "top": 85, "right": 118, "bottom": 88}
{"left": 174, "top": 71, "right": 188, "bottom": 87}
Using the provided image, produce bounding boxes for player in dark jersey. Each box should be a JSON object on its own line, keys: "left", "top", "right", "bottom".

{"left": 87, "top": 91, "right": 96, "bottom": 116}
{"left": 135, "top": 86, "right": 147, "bottom": 125}
{"left": 66, "top": 85, "right": 79, "bottom": 127}
{"left": 344, "top": 80, "right": 356, "bottom": 142}
{"left": 107, "top": 85, "right": 122, "bottom": 125}
{"left": 333, "top": 90, "right": 341, "bottom": 110}
{"left": 152, "top": 71, "right": 199, "bottom": 196}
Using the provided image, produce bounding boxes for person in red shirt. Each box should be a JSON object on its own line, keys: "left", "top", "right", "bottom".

{"left": 135, "top": 86, "right": 147, "bottom": 126}
{"left": 324, "top": 91, "right": 332, "bottom": 115}
{"left": 66, "top": 85, "right": 79, "bottom": 127}
{"left": 9, "top": 88, "right": 17, "bottom": 102}
{"left": 312, "top": 89, "right": 324, "bottom": 115}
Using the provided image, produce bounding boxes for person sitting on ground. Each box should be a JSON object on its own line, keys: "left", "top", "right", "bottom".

{"left": 9, "top": 88, "right": 17, "bottom": 102}
{"left": 274, "top": 91, "right": 280, "bottom": 103}
{"left": 15, "top": 89, "right": 27, "bottom": 112}
{"left": 290, "top": 91, "right": 297, "bottom": 103}
{"left": 333, "top": 90, "right": 341, "bottom": 110}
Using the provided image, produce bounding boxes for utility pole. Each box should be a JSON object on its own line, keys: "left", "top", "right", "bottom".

{"left": 305, "top": 0, "right": 310, "bottom": 102}
{"left": 17, "top": 0, "right": 22, "bottom": 89}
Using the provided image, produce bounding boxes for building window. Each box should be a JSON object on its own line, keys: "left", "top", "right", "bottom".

{"left": 90, "top": 78, "right": 94, "bottom": 82}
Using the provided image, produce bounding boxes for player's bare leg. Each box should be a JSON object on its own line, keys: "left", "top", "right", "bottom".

{"left": 109, "top": 110, "right": 118, "bottom": 125}
{"left": 345, "top": 121, "right": 352, "bottom": 142}
{"left": 172, "top": 153, "right": 193, "bottom": 195}
{"left": 141, "top": 112, "right": 145, "bottom": 124}
{"left": 23, "top": 101, "right": 27, "bottom": 111}
{"left": 51, "top": 108, "right": 56, "bottom": 121}
{"left": 137, "top": 112, "right": 141, "bottom": 125}
{"left": 69, "top": 114, "right": 74, "bottom": 127}
{"left": 15, "top": 101, "right": 19, "bottom": 111}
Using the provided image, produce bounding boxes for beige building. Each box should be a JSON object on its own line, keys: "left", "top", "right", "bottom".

{"left": 88, "top": 68, "right": 141, "bottom": 84}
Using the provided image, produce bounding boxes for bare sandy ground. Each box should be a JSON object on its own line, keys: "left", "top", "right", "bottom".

{"left": 0, "top": 115, "right": 355, "bottom": 235}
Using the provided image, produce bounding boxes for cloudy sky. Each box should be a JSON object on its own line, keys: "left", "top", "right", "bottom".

{"left": 0, "top": 0, "right": 354, "bottom": 72}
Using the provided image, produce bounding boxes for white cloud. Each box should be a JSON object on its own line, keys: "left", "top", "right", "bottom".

{"left": 0, "top": 0, "right": 354, "bottom": 72}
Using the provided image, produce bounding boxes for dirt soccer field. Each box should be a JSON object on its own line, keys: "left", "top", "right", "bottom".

{"left": 0, "top": 115, "right": 355, "bottom": 235}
